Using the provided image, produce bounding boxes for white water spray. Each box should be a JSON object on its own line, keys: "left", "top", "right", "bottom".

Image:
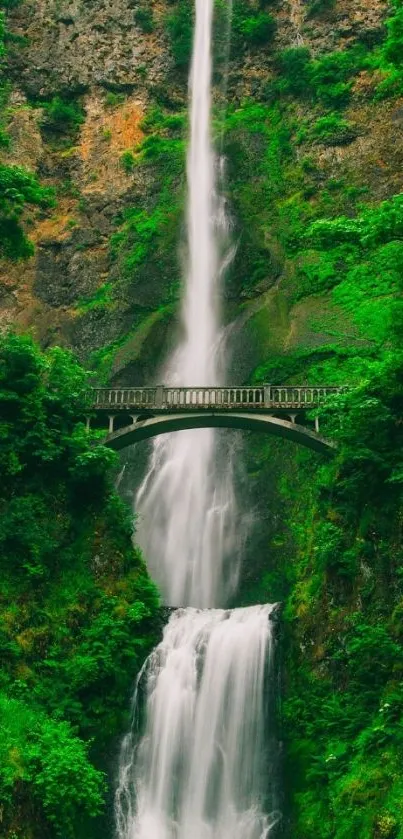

{"left": 136, "top": 0, "right": 240, "bottom": 608}
{"left": 115, "top": 606, "right": 280, "bottom": 839}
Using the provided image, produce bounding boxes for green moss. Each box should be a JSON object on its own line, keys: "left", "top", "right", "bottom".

{"left": 76, "top": 282, "right": 114, "bottom": 314}
{"left": 310, "top": 114, "right": 359, "bottom": 145}
{"left": 90, "top": 306, "right": 174, "bottom": 380}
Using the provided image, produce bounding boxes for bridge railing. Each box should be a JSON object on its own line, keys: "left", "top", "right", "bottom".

{"left": 90, "top": 385, "right": 344, "bottom": 411}
{"left": 92, "top": 388, "right": 159, "bottom": 408}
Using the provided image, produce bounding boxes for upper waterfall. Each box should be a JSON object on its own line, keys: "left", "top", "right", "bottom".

{"left": 135, "top": 0, "right": 240, "bottom": 608}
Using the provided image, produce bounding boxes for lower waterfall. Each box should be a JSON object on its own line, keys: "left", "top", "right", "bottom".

{"left": 115, "top": 605, "right": 280, "bottom": 839}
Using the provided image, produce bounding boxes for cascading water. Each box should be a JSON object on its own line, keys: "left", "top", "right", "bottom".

{"left": 135, "top": 0, "right": 240, "bottom": 609}
{"left": 115, "top": 606, "right": 280, "bottom": 839}
{"left": 115, "top": 3, "right": 281, "bottom": 837}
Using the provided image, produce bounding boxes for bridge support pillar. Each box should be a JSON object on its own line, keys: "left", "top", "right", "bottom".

{"left": 288, "top": 414, "right": 297, "bottom": 424}
{"left": 315, "top": 416, "right": 320, "bottom": 433}
{"left": 85, "top": 416, "right": 91, "bottom": 433}
{"left": 108, "top": 415, "right": 116, "bottom": 434}
{"left": 130, "top": 415, "right": 139, "bottom": 426}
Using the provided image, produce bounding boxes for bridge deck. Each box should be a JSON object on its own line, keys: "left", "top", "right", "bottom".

{"left": 90, "top": 385, "right": 344, "bottom": 412}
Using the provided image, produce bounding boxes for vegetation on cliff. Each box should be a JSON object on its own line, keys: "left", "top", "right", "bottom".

{"left": 0, "top": 1, "right": 53, "bottom": 259}
{"left": 218, "top": 3, "right": 403, "bottom": 836}
{"left": 0, "top": 334, "right": 160, "bottom": 838}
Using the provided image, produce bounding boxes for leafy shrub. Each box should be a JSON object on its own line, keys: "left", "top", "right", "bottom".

{"left": 0, "top": 164, "right": 54, "bottom": 259}
{"left": 120, "top": 150, "right": 136, "bottom": 172}
{"left": 105, "top": 91, "right": 125, "bottom": 108}
{"left": 277, "top": 45, "right": 367, "bottom": 107}
{"left": 383, "top": 7, "right": 403, "bottom": 66}
{"left": 240, "top": 12, "right": 276, "bottom": 46}
{"left": 277, "top": 47, "right": 312, "bottom": 97}
{"left": 41, "top": 96, "right": 85, "bottom": 135}
{"left": 135, "top": 6, "right": 154, "bottom": 34}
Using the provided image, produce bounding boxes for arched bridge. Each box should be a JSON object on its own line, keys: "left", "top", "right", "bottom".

{"left": 87, "top": 385, "right": 344, "bottom": 456}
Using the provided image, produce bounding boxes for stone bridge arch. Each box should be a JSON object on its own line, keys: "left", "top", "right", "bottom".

{"left": 104, "top": 412, "right": 337, "bottom": 457}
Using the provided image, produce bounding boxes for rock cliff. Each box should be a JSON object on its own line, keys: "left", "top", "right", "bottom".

{"left": 1, "top": 0, "right": 398, "bottom": 386}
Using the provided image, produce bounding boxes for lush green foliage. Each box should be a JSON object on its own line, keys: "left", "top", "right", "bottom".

{"left": 232, "top": 0, "right": 277, "bottom": 49}
{"left": 165, "top": 0, "right": 193, "bottom": 72}
{"left": 0, "top": 6, "right": 53, "bottom": 258}
{"left": 274, "top": 4, "right": 403, "bottom": 104}
{"left": 310, "top": 114, "right": 359, "bottom": 145}
{"left": 120, "top": 149, "right": 136, "bottom": 172}
{"left": 0, "top": 696, "right": 105, "bottom": 837}
{"left": 0, "top": 335, "right": 160, "bottom": 838}
{"left": 40, "top": 95, "right": 85, "bottom": 136}
{"left": 277, "top": 44, "right": 367, "bottom": 107}
{"left": 219, "top": 8, "right": 403, "bottom": 835}
{"left": 0, "top": 164, "right": 53, "bottom": 258}
{"left": 134, "top": 5, "right": 155, "bottom": 34}
{"left": 280, "top": 342, "right": 403, "bottom": 837}
{"left": 238, "top": 11, "right": 276, "bottom": 45}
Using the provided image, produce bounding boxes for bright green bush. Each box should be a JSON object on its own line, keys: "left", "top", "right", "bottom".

{"left": 120, "top": 149, "right": 136, "bottom": 172}
{"left": 383, "top": 7, "right": 403, "bottom": 66}
{"left": 0, "top": 164, "right": 54, "bottom": 259}
{"left": 277, "top": 47, "right": 312, "bottom": 96}
{"left": 41, "top": 95, "right": 85, "bottom": 135}
{"left": 277, "top": 44, "right": 367, "bottom": 106}
{"left": 240, "top": 12, "right": 276, "bottom": 46}
{"left": 0, "top": 695, "right": 105, "bottom": 837}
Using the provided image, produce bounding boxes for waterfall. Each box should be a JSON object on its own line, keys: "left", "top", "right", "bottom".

{"left": 115, "top": 606, "right": 280, "bottom": 839}
{"left": 115, "top": 4, "right": 281, "bottom": 837}
{"left": 135, "top": 0, "right": 240, "bottom": 609}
